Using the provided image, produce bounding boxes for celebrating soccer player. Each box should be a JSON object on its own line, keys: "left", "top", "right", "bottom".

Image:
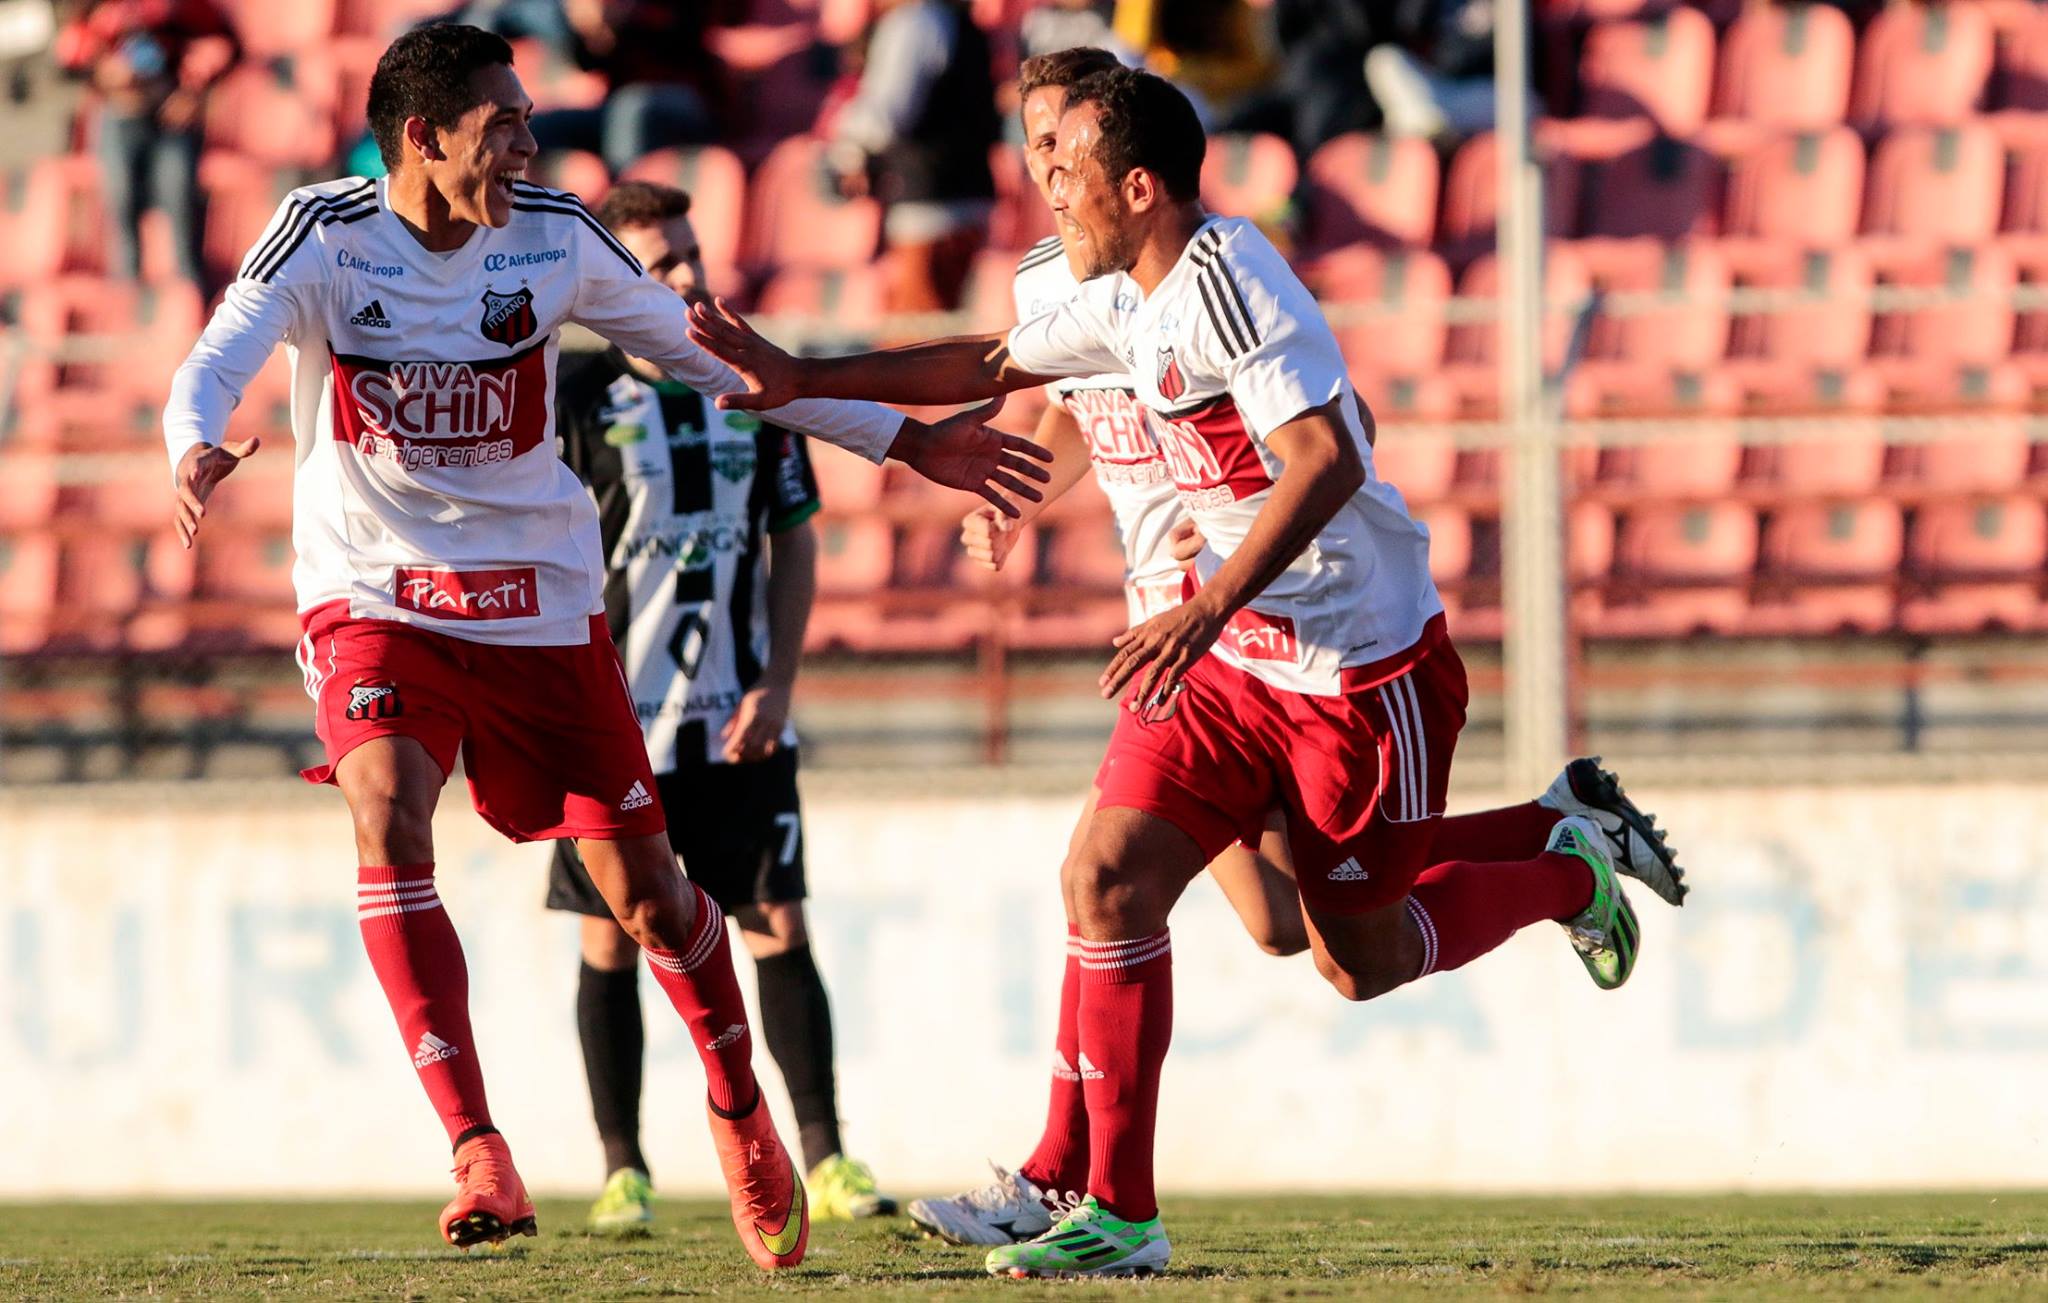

{"left": 546, "top": 180, "right": 893, "bottom": 1233}
{"left": 160, "top": 25, "right": 1046, "bottom": 1267}
{"left": 689, "top": 65, "right": 1688, "bottom": 1277}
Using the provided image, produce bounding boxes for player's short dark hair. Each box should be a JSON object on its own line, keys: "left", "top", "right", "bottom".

{"left": 1064, "top": 67, "right": 1205, "bottom": 203}
{"left": 595, "top": 180, "right": 693, "bottom": 232}
{"left": 366, "top": 24, "right": 515, "bottom": 170}
{"left": 1017, "top": 45, "right": 1124, "bottom": 105}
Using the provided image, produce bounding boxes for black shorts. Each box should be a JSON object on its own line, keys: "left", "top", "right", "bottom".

{"left": 546, "top": 748, "right": 807, "bottom": 917}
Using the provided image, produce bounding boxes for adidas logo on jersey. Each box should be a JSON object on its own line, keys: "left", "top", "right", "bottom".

{"left": 413, "top": 1032, "right": 459, "bottom": 1067}
{"left": 349, "top": 299, "right": 392, "bottom": 328}
{"left": 704, "top": 1023, "right": 747, "bottom": 1051}
{"left": 619, "top": 780, "right": 653, "bottom": 811}
{"left": 1077, "top": 1053, "right": 1105, "bottom": 1081}
{"left": 1328, "top": 857, "right": 1370, "bottom": 882}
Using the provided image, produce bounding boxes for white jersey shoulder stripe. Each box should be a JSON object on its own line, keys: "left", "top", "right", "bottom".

{"left": 507, "top": 180, "right": 644, "bottom": 274}
{"left": 241, "top": 180, "right": 378, "bottom": 283}
{"left": 1016, "top": 235, "right": 1064, "bottom": 275}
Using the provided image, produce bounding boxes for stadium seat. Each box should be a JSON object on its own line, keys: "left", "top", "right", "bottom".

{"left": 0, "top": 534, "right": 59, "bottom": 654}
{"left": 528, "top": 150, "right": 609, "bottom": 208}
{"left": 1593, "top": 432, "right": 1747, "bottom": 499}
{"left": 1851, "top": 1, "right": 1995, "bottom": 130}
{"left": 296, "top": 36, "right": 383, "bottom": 149}
{"left": 204, "top": 64, "right": 336, "bottom": 170}
{"left": 1200, "top": 133, "right": 1298, "bottom": 225}
{"left": 1997, "top": 6, "right": 2048, "bottom": 110}
{"left": 1999, "top": 234, "right": 2048, "bottom": 399}
{"left": 1437, "top": 130, "right": 1585, "bottom": 266}
{"left": 200, "top": 464, "right": 295, "bottom": 531}
{"left": 221, "top": 0, "right": 336, "bottom": 58}
{"left": 960, "top": 248, "right": 1026, "bottom": 335}
{"left": 1578, "top": 8, "right": 1717, "bottom": 136}
{"left": 1720, "top": 127, "right": 1865, "bottom": 246}
{"left": 1561, "top": 240, "right": 1737, "bottom": 419}
{"left": 1009, "top": 507, "right": 1128, "bottom": 653}
{"left": 1352, "top": 372, "right": 1460, "bottom": 425}
{"left": 755, "top": 265, "right": 889, "bottom": 349}
{"left": 987, "top": 143, "right": 1056, "bottom": 253}
{"left": 1370, "top": 429, "right": 1459, "bottom": 504}
{"left": 743, "top": 136, "right": 882, "bottom": 272}
{"left": 621, "top": 146, "right": 749, "bottom": 279}
{"left": 1864, "top": 243, "right": 2023, "bottom": 412}
{"left": 0, "top": 453, "right": 60, "bottom": 535}
{"left": 199, "top": 151, "right": 293, "bottom": 288}
{"left": 1306, "top": 244, "right": 1452, "bottom": 384}
{"left": 1764, "top": 424, "right": 1893, "bottom": 498}
{"left": 9, "top": 155, "right": 106, "bottom": 281}
{"left": 1718, "top": 244, "right": 1882, "bottom": 417}
{"left": 1599, "top": 503, "right": 1759, "bottom": 636}
{"left": 509, "top": 37, "right": 607, "bottom": 113}
{"left": 191, "top": 528, "right": 300, "bottom": 647}
{"left": 1750, "top": 500, "right": 1904, "bottom": 634}
{"left": 1904, "top": 423, "right": 2035, "bottom": 494}
{"left": 53, "top": 536, "right": 149, "bottom": 650}
{"left": 1712, "top": 2, "right": 1855, "bottom": 129}
{"left": 1860, "top": 122, "right": 2004, "bottom": 243}
{"left": 1442, "top": 244, "right": 1595, "bottom": 418}
{"left": 10, "top": 276, "right": 157, "bottom": 445}
{"left": 1303, "top": 132, "right": 1439, "bottom": 252}
{"left": 1902, "top": 497, "right": 2048, "bottom": 632}
{"left": 1575, "top": 134, "right": 1722, "bottom": 242}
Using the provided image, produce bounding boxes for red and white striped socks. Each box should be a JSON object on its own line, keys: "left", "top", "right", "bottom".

{"left": 643, "top": 881, "right": 759, "bottom": 1115}
{"left": 1018, "top": 925, "right": 1090, "bottom": 1199}
{"left": 356, "top": 864, "right": 494, "bottom": 1146}
{"left": 1075, "top": 929, "right": 1173, "bottom": 1223}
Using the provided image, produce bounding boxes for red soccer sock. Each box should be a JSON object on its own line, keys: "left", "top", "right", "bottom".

{"left": 1018, "top": 925, "right": 1089, "bottom": 1199}
{"left": 1076, "top": 930, "right": 1172, "bottom": 1224}
{"left": 356, "top": 864, "right": 494, "bottom": 1147}
{"left": 1403, "top": 852, "right": 1594, "bottom": 978}
{"left": 643, "top": 882, "right": 759, "bottom": 1115}
{"left": 1429, "top": 801, "right": 1562, "bottom": 863}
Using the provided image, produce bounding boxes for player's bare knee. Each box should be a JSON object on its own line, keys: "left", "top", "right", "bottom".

{"left": 1313, "top": 948, "right": 1406, "bottom": 1002}
{"left": 1254, "top": 927, "right": 1309, "bottom": 959}
{"left": 344, "top": 788, "right": 434, "bottom": 863}
{"left": 1064, "top": 851, "right": 1158, "bottom": 936}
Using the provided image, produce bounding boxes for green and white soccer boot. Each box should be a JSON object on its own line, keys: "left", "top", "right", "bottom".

{"left": 807, "top": 1153, "right": 898, "bottom": 1220}
{"left": 587, "top": 1166, "right": 654, "bottom": 1235}
{"left": 985, "top": 1196, "right": 1170, "bottom": 1278}
{"left": 1549, "top": 815, "right": 1640, "bottom": 990}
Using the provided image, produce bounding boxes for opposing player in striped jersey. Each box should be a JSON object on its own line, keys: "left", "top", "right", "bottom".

{"left": 909, "top": 48, "right": 1685, "bottom": 1254}
{"left": 161, "top": 26, "right": 1047, "bottom": 1266}
{"left": 545, "top": 181, "right": 893, "bottom": 1233}
{"left": 689, "top": 66, "right": 1687, "bottom": 1277}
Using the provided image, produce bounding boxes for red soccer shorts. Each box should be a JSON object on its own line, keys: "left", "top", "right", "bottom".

{"left": 1095, "top": 615, "right": 1467, "bottom": 917}
{"left": 296, "top": 601, "right": 666, "bottom": 843}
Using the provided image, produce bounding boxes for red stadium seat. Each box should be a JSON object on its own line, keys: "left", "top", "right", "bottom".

{"left": 1307, "top": 245, "right": 1452, "bottom": 380}
{"left": 1864, "top": 243, "right": 2022, "bottom": 410}
{"left": 1579, "top": 8, "right": 1717, "bottom": 136}
{"left": 987, "top": 143, "right": 1056, "bottom": 254}
{"left": 1860, "top": 122, "right": 2004, "bottom": 243}
{"left": 1415, "top": 504, "right": 1472, "bottom": 587}
{"left": 1561, "top": 240, "right": 1736, "bottom": 418}
{"left": 1717, "top": 244, "right": 1881, "bottom": 417}
{"left": 1765, "top": 426, "right": 1893, "bottom": 498}
{"left": 1371, "top": 429, "right": 1459, "bottom": 504}
{"left": 1304, "top": 133, "right": 1439, "bottom": 252}
{"left": 191, "top": 528, "right": 301, "bottom": 647}
{"left": 1573, "top": 133, "right": 1722, "bottom": 242}
{"left": 528, "top": 150, "right": 609, "bottom": 208}
{"left": 1852, "top": 2, "right": 1994, "bottom": 130}
{"left": 9, "top": 276, "right": 156, "bottom": 445}
{"left": 204, "top": 65, "right": 336, "bottom": 169}
{"left": 10, "top": 155, "right": 107, "bottom": 280}
{"left": 1906, "top": 424, "right": 2035, "bottom": 494}
{"left": 1751, "top": 500, "right": 1903, "bottom": 634}
{"left": 1593, "top": 433, "right": 1747, "bottom": 499}
{"left": 743, "top": 136, "right": 882, "bottom": 271}
{"left": 200, "top": 151, "right": 293, "bottom": 288}
{"left": 1599, "top": 503, "right": 1758, "bottom": 636}
{"left": 1442, "top": 244, "right": 1595, "bottom": 418}
{"left": 1200, "top": 133, "right": 1298, "bottom": 224}
{"left": 1438, "top": 130, "right": 1585, "bottom": 266}
{"left": 2001, "top": 234, "right": 2048, "bottom": 398}
{"left": 1712, "top": 2, "right": 1855, "bottom": 129}
{"left": 960, "top": 248, "right": 1027, "bottom": 335}
{"left": 622, "top": 145, "right": 750, "bottom": 279}
{"left": 0, "top": 534, "right": 60, "bottom": 654}
{"left": 1352, "top": 372, "right": 1460, "bottom": 424}
{"left": 220, "top": 0, "right": 335, "bottom": 58}
{"left": 296, "top": 36, "right": 383, "bottom": 148}
{"left": 1998, "top": 7, "right": 2048, "bottom": 111}
{"left": 1902, "top": 497, "right": 2048, "bottom": 632}
{"left": 755, "top": 265, "right": 889, "bottom": 347}
{"left": 1721, "top": 127, "right": 1865, "bottom": 246}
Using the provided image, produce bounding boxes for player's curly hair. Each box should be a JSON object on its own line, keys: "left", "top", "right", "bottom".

{"left": 1017, "top": 45, "right": 1124, "bottom": 105}
{"left": 366, "top": 24, "right": 516, "bottom": 170}
{"left": 1063, "top": 67, "right": 1205, "bottom": 203}
{"left": 596, "top": 181, "right": 693, "bottom": 233}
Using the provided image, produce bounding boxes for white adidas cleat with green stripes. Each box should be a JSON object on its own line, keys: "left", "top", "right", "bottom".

{"left": 985, "top": 1196, "right": 1170, "bottom": 1278}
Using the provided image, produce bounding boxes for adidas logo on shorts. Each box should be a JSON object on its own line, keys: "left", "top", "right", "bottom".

{"left": 413, "top": 1032, "right": 459, "bottom": 1067}
{"left": 619, "top": 780, "right": 653, "bottom": 811}
{"left": 1328, "top": 857, "right": 1370, "bottom": 882}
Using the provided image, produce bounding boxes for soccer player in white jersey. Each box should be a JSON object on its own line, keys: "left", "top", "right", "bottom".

{"left": 688, "top": 66, "right": 1688, "bottom": 1278}
{"left": 160, "top": 25, "right": 1047, "bottom": 1267}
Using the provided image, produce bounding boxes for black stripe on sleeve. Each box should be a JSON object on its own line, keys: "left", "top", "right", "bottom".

{"left": 244, "top": 184, "right": 379, "bottom": 284}
{"left": 1196, "top": 269, "right": 1251, "bottom": 359}
{"left": 1193, "top": 229, "right": 1262, "bottom": 349}
{"left": 240, "top": 180, "right": 375, "bottom": 280}
{"left": 1016, "top": 236, "right": 1063, "bottom": 274}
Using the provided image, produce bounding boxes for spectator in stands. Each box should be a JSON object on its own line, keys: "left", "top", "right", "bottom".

{"left": 826, "top": 0, "right": 998, "bottom": 314}
{"left": 55, "top": 0, "right": 241, "bottom": 285}
{"left": 527, "top": 0, "right": 730, "bottom": 173}
{"left": 1216, "top": 0, "right": 1374, "bottom": 161}
{"left": 1364, "top": 0, "right": 1499, "bottom": 139}
{"left": 1019, "top": 0, "right": 1133, "bottom": 63}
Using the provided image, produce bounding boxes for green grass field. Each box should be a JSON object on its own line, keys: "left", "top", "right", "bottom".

{"left": 2, "top": 1193, "right": 2043, "bottom": 1299}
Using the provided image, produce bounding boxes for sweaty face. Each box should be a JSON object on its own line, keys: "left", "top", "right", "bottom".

{"left": 617, "top": 215, "right": 709, "bottom": 306}
{"left": 1050, "top": 102, "right": 1135, "bottom": 280}
{"left": 424, "top": 63, "right": 536, "bottom": 229}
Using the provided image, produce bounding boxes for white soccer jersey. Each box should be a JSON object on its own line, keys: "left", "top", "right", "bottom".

{"left": 1011, "top": 235, "right": 1183, "bottom": 623}
{"left": 163, "top": 176, "right": 903, "bottom": 647}
{"left": 1007, "top": 216, "right": 1442, "bottom": 695}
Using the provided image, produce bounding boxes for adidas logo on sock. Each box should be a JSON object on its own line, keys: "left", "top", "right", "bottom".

{"left": 1077, "top": 1052, "right": 1105, "bottom": 1081}
{"left": 704, "top": 1023, "right": 747, "bottom": 1051}
{"left": 619, "top": 780, "right": 653, "bottom": 811}
{"left": 1052, "top": 1051, "right": 1081, "bottom": 1083}
{"left": 349, "top": 299, "right": 392, "bottom": 328}
{"left": 413, "top": 1031, "right": 459, "bottom": 1067}
{"left": 1328, "top": 856, "right": 1370, "bottom": 882}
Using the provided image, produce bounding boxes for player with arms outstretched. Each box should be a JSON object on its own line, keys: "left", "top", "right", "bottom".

{"left": 161, "top": 25, "right": 1047, "bottom": 1267}
{"left": 689, "top": 66, "right": 1687, "bottom": 1278}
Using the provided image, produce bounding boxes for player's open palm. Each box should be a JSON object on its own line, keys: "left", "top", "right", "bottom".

{"left": 960, "top": 504, "right": 1023, "bottom": 571}
{"left": 687, "top": 297, "right": 801, "bottom": 412}
{"left": 1101, "top": 600, "right": 1227, "bottom": 721}
{"left": 172, "top": 436, "right": 261, "bottom": 549}
{"left": 904, "top": 396, "right": 1053, "bottom": 518}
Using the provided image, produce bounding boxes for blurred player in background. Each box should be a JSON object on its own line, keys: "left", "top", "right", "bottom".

{"left": 547, "top": 180, "right": 895, "bottom": 1234}
{"left": 688, "top": 65, "right": 1687, "bottom": 1278}
{"left": 159, "top": 24, "right": 1047, "bottom": 1267}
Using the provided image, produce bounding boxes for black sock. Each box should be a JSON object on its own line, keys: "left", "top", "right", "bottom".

{"left": 755, "top": 945, "right": 843, "bottom": 1171}
{"left": 576, "top": 961, "right": 648, "bottom": 1181}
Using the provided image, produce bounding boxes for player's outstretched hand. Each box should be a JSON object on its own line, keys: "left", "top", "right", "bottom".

{"left": 721, "top": 682, "right": 791, "bottom": 763}
{"left": 960, "top": 504, "right": 1023, "bottom": 571}
{"left": 898, "top": 395, "right": 1053, "bottom": 519}
{"left": 1167, "top": 516, "right": 1206, "bottom": 570}
{"left": 688, "top": 297, "right": 801, "bottom": 411}
{"left": 1100, "top": 599, "right": 1227, "bottom": 722}
{"left": 172, "top": 436, "right": 261, "bottom": 549}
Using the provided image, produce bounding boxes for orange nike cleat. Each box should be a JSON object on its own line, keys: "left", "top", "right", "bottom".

{"left": 706, "top": 1097, "right": 808, "bottom": 1270}
{"left": 440, "top": 1132, "right": 538, "bottom": 1249}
